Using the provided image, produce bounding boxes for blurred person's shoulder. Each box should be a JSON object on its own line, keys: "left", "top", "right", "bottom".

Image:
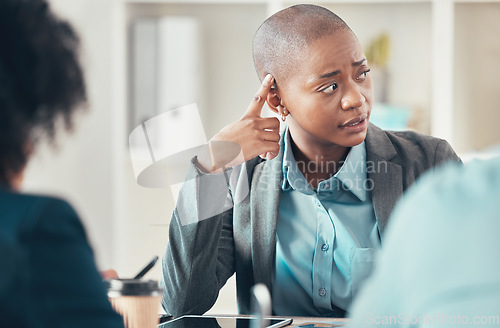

{"left": 388, "top": 153, "right": 500, "bottom": 234}
{"left": 0, "top": 188, "right": 84, "bottom": 235}
{"left": 0, "top": 189, "right": 86, "bottom": 294}
{"left": 346, "top": 154, "right": 500, "bottom": 328}
{"left": 410, "top": 152, "right": 499, "bottom": 197}
{"left": 414, "top": 153, "right": 500, "bottom": 208}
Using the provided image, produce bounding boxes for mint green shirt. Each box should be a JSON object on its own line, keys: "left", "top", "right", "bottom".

{"left": 349, "top": 152, "right": 500, "bottom": 327}
{"left": 272, "top": 130, "right": 380, "bottom": 316}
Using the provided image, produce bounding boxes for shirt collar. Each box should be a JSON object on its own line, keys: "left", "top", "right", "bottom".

{"left": 282, "top": 128, "right": 314, "bottom": 194}
{"left": 281, "top": 127, "right": 367, "bottom": 201}
{"left": 334, "top": 140, "right": 367, "bottom": 201}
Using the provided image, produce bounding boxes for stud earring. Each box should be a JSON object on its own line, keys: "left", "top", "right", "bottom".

{"left": 280, "top": 108, "right": 288, "bottom": 122}
{"left": 280, "top": 110, "right": 287, "bottom": 122}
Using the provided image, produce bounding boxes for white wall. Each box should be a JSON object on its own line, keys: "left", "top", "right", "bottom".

{"left": 23, "top": 0, "right": 120, "bottom": 270}
{"left": 454, "top": 3, "right": 500, "bottom": 153}
{"left": 23, "top": 0, "right": 172, "bottom": 283}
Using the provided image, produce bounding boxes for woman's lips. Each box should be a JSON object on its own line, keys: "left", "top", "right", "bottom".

{"left": 340, "top": 113, "right": 368, "bottom": 127}
{"left": 339, "top": 113, "right": 368, "bottom": 132}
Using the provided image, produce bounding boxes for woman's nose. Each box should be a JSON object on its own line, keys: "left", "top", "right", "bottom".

{"left": 341, "top": 82, "right": 365, "bottom": 110}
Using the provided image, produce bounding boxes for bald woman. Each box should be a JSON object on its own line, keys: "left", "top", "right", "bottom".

{"left": 161, "top": 4, "right": 460, "bottom": 318}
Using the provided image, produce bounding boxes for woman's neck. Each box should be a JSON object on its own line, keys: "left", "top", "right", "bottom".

{"left": 288, "top": 131, "right": 350, "bottom": 189}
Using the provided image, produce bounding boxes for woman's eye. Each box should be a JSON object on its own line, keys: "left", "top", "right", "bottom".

{"left": 357, "top": 69, "right": 371, "bottom": 81}
{"left": 321, "top": 82, "right": 338, "bottom": 94}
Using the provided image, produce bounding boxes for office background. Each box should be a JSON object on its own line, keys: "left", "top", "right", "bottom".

{"left": 22, "top": 0, "right": 500, "bottom": 315}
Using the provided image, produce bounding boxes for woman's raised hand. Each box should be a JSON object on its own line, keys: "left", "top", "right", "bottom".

{"left": 197, "top": 74, "right": 281, "bottom": 173}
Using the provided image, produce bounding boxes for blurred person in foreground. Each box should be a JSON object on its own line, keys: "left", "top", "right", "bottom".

{"left": 0, "top": 0, "right": 124, "bottom": 326}
{"left": 348, "top": 148, "right": 500, "bottom": 327}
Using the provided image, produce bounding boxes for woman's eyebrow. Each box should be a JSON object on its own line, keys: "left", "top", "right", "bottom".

{"left": 314, "top": 58, "right": 367, "bottom": 82}
{"left": 309, "top": 58, "right": 366, "bottom": 83}
{"left": 352, "top": 58, "right": 367, "bottom": 66}
{"left": 318, "top": 70, "right": 341, "bottom": 80}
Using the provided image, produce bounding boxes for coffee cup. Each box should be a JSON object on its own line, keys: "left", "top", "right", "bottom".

{"left": 104, "top": 279, "right": 162, "bottom": 328}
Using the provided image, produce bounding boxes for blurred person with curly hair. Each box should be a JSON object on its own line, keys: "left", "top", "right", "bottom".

{"left": 0, "top": 0, "right": 124, "bottom": 326}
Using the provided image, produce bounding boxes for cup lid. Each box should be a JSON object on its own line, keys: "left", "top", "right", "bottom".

{"left": 104, "top": 279, "right": 162, "bottom": 297}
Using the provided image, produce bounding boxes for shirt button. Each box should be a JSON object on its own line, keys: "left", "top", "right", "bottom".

{"left": 321, "top": 243, "right": 329, "bottom": 252}
{"left": 318, "top": 287, "right": 327, "bottom": 297}
{"left": 315, "top": 200, "right": 321, "bottom": 207}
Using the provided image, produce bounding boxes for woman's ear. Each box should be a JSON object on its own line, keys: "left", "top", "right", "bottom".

{"left": 266, "top": 87, "right": 282, "bottom": 115}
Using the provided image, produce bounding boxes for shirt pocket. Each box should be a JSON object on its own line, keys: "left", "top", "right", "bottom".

{"left": 350, "top": 247, "right": 378, "bottom": 299}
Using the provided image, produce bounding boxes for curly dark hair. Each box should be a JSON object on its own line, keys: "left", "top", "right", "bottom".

{"left": 0, "top": 0, "right": 86, "bottom": 186}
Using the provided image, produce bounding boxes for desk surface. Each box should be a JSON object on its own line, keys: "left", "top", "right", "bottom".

{"left": 159, "top": 314, "right": 348, "bottom": 327}
{"left": 199, "top": 315, "right": 349, "bottom": 327}
{"left": 281, "top": 316, "right": 348, "bottom": 327}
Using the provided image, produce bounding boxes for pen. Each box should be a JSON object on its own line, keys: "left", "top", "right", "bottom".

{"left": 133, "top": 255, "right": 159, "bottom": 279}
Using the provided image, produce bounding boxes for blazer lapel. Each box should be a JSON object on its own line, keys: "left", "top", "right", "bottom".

{"left": 249, "top": 141, "right": 283, "bottom": 292}
{"left": 365, "top": 124, "right": 403, "bottom": 237}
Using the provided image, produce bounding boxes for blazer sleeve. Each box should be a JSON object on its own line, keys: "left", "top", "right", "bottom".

{"left": 434, "top": 139, "right": 462, "bottom": 167}
{"left": 26, "top": 198, "right": 124, "bottom": 328}
{"left": 161, "top": 158, "right": 237, "bottom": 317}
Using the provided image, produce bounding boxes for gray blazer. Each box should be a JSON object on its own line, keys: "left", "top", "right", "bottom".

{"left": 161, "top": 124, "right": 460, "bottom": 317}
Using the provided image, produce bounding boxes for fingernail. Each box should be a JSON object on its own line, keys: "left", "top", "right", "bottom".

{"left": 264, "top": 74, "right": 272, "bottom": 83}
